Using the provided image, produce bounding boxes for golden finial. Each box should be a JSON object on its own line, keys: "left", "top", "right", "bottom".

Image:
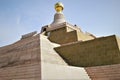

{"left": 55, "top": 2, "right": 64, "bottom": 13}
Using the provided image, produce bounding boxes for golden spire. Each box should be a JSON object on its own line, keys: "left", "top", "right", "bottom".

{"left": 55, "top": 2, "right": 64, "bottom": 13}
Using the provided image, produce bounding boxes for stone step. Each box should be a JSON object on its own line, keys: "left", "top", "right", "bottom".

{"left": 86, "top": 64, "right": 120, "bottom": 80}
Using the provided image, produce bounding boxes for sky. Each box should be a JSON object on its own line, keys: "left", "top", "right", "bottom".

{"left": 0, "top": 0, "right": 120, "bottom": 47}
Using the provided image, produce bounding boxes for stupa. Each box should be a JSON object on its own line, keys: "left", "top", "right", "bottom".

{"left": 0, "top": 2, "right": 120, "bottom": 80}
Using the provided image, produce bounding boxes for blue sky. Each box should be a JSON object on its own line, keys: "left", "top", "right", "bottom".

{"left": 0, "top": 0, "right": 120, "bottom": 47}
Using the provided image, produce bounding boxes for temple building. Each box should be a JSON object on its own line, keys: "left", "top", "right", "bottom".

{"left": 0, "top": 2, "right": 120, "bottom": 80}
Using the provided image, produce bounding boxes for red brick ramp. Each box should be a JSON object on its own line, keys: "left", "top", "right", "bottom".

{"left": 85, "top": 64, "right": 120, "bottom": 80}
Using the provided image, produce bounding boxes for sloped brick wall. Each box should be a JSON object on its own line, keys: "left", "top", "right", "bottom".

{"left": 0, "top": 34, "right": 41, "bottom": 80}
{"left": 85, "top": 64, "right": 120, "bottom": 80}
{"left": 0, "top": 63, "right": 41, "bottom": 80}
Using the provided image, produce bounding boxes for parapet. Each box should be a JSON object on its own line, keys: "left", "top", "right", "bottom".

{"left": 21, "top": 31, "right": 37, "bottom": 39}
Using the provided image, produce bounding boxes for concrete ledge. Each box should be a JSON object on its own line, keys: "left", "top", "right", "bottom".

{"left": 21, "top": 31, "right": 37, "bottom": 39}
{"left": 55, "top": 35, "right": 120, "bottom": 67}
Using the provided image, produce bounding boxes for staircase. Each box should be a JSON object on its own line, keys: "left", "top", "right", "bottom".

{"left": 40, "top": 34, "right": 91, "bottom": 80}
{"left": 86, "top": 64, "right": 120, "bottom": 80}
